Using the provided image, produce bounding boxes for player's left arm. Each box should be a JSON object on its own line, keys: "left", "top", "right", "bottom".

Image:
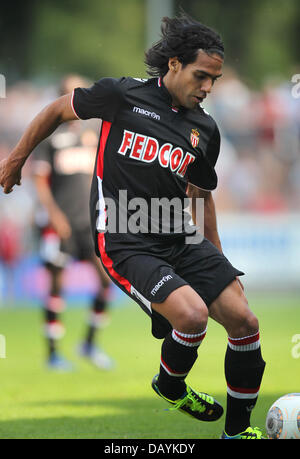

{"left": 187, "top": 183, "right": 222, "bottom": 252}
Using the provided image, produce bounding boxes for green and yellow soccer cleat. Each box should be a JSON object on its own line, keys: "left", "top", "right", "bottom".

{"left": 220, "top": 427, "right": 264, "bottom": 439}
{"left": 151, "top": 374, "right": 223, "bottom": 422}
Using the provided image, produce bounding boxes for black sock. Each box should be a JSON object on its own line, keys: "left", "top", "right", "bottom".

{"left": 224, "top": 331, "right": 266, "bottom": 436}
{"left": 157, "top": 328, "right": 206, "bottom": 400}
{"left": 43, "top": 295, "right": 66, "bottom": 357}
{"left": 85, "top": 296, "right": 107, "bottom": 346}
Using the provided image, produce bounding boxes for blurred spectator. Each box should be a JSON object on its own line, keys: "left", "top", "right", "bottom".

{"left": 0, "top": 217, "right": 22, "bottom": 300}
{"left": 206, "top": 67, "right": 300, "bottom": 214}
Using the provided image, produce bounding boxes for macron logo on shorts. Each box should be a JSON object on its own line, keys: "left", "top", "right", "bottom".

{"left": 151, "top": 275, "right": 173, "bottom": 297}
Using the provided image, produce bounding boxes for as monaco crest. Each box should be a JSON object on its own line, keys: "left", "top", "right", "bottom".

{"left": 190, "top": 129, "right": 200, "bottom": 148}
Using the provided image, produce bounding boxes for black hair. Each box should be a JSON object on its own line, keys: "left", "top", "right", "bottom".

{"left": 145, "top": 13, "right": 224, "bottom": 77}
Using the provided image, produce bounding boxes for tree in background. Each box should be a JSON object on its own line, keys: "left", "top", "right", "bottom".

{"left": 177, "top": 0, "right": 300, "bottom": 87}
{"left": 1, "top": 0, "right": 300, "bottom": 87}
{"left": 1, "top": 0, "right": 145, "bottom": 83}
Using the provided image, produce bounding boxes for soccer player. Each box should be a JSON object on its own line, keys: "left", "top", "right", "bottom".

{"left": 33, "top": 75, "right": 114, "bottom": 371}
{"left": 0, "top": 14, "right": 265, "bottom": 438}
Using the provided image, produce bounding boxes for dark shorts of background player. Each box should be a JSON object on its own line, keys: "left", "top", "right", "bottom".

{"left": 61, "top": 226, "right": 95, "bottom": 261}
{"left": 40, "top": 225, "right": 95, "bottom": 269}
{"left": 97, "top": 233, "right": 244, "bottom": 339}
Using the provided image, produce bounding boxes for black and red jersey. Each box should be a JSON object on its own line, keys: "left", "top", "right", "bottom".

{"left": 72, "top": 76, "right": 220, "bottom": 245}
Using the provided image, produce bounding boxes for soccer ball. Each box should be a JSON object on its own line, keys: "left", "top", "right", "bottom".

{"left": 266, "top": 393, "right": 300, "bottom": 439}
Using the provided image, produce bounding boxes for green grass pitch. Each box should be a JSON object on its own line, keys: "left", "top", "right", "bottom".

{"left": 0, "top": 292, "right": 299, "bottom": 439}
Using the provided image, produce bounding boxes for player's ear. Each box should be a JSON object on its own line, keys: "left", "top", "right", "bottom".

{"left": 168, "top": 57, "right": 180, "bottom": 73}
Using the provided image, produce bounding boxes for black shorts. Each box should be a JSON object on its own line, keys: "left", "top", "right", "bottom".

{"left": 97, "top": 232, "right": 244, "bottom": 339}
{"left": 39, "top": 225, "right": 95, "bottom": 268}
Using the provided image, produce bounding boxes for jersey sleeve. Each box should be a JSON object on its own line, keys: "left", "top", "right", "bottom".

{"left": 72, "top": 77, "right": 124, "bottom": 121}
{"left": 187, "top": 123, "right": 220, "bottom": 191}
{"left": 205, "top": 123, "right": 221, "bottom": 169}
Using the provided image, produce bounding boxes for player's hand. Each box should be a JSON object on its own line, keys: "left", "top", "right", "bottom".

{"left": 0, "top": 157, "right": 22, "bottom": 194}
{"left": 50, "top": 208, "right": 72, "bottom": 240}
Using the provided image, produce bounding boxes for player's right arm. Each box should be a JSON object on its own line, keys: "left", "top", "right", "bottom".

{"left": 0, "top": 94, "right": 77, "bottom": 194}
{"left": 1, "top": 77, "right": 123, "bottom": 195}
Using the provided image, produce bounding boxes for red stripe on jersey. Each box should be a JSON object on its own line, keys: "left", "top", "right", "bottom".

{"left": 97, "top": 121, "right": 112, "bottom": 180}
{"left": 97, "top": 233, "right": 132, "bottom": 293}
{"left": 228, "top": 332, "right": 260, "bottom": 347}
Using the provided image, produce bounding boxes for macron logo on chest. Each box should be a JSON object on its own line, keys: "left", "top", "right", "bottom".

{"left": 133, "top": 106, "right": 160, "bottom": 121}
{"left": 117, "top": 129, "right": 196, "bottom": 179}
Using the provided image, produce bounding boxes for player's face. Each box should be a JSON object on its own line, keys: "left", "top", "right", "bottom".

{"left": 166, "top": 50, "right": 223, "bottom": 110}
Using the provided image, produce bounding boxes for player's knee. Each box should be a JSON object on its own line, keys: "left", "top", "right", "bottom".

{"left": 230, "top": 307, "right": 259, "bottom": 338}
{"left": 177, "top": 303, "right": 208, "bottom": 334}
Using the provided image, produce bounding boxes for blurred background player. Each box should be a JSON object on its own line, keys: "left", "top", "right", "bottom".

{"left": 32, "top": 75, "right": 114, "bottom": 371}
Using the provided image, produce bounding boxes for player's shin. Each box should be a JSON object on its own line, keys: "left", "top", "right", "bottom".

{"left": 224, "top": 331, "right": 266, "bottom": 436}
{"left": 43, "top": 295, "right": 66, "bottom": 356}
{"left": 157, "top": 327, "right": 207, "bottom": 400}
{"left": 85, "top": 293, "right": 109, "bottom": 346}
